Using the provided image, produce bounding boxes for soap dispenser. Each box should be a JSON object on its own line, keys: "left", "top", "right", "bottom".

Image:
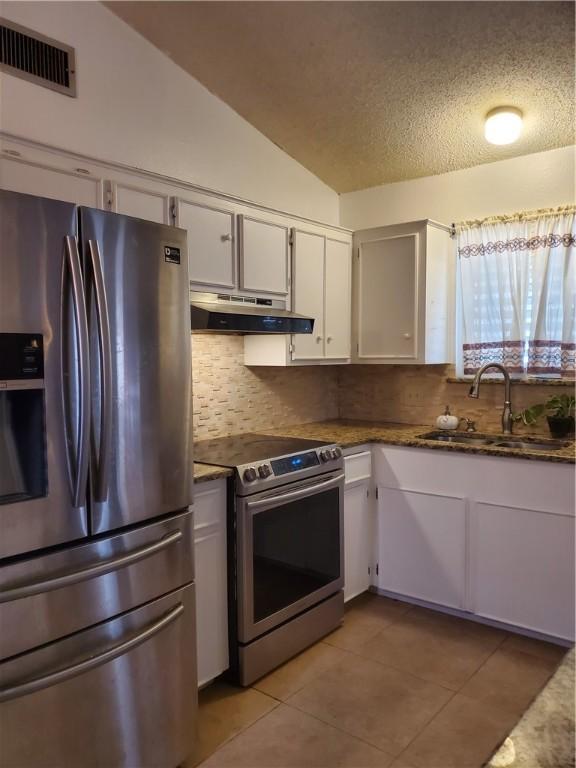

{"left": 436, "top": 406, "right": 459, "bottom": 430}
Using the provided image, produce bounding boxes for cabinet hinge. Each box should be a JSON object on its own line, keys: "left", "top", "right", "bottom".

{"left": 170, "top": 204, "right": 177, "bottom": 223}
{"left": 376, "top": 563, "right": 379, "bottom": 576}
{"left": 375, "top": 487, "right": 379, "bottom": 499}
{"left": 104, "top": 181, "right": 113, "bottom": 210}
{"left": 366, "top": 488, "right": 370, "bottom": 498}
{"left": 368, "top": 566, "right": 371, "bottom": 575}
{"left": 356, "top": 342, "right": 359, "bottom": 355}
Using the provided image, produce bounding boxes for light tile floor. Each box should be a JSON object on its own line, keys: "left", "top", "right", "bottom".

{"left": 186, "top": 593, "right": 568, "bottom": 768}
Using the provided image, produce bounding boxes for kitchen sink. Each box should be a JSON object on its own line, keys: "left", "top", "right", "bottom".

{"left": 419, "top": 431, "right": 571, "bottom": 452}
{"left": 491, "top": 439, "right": 570, "bottom": 452}
{"left": 418, "top": 432, "right": 495, "bottom": 446}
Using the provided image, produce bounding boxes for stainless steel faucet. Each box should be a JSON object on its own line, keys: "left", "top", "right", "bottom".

{"left": 468, "top": 362, "right": 513, "bottom": 434}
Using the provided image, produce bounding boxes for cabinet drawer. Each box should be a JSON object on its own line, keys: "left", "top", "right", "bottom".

{"left": 0, "top": 511, "right": 193, "bottom": 660}
{"left": 345, "top": 451, "right": 372, "bottom": 485}
{"left": 0, "top": 585, "right": 196, "bottom": 768}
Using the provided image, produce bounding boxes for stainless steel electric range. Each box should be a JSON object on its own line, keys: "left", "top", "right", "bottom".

{"left": 195, "top": 433, "right": 345, "bottom": 686}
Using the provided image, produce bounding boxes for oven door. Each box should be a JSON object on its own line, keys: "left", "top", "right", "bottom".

{"left": 237, "top": 471, "right": 344, "bottom": 643}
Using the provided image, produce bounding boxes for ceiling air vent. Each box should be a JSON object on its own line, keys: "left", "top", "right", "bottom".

{"left": 0, "top": 18, "right": 76, "bottom": 97}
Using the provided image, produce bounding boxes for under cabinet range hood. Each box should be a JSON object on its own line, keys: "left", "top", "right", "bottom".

{"left": 190, "top": 292, "right": 314, "bottom": 334}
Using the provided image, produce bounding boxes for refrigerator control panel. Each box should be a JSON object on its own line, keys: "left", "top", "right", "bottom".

{"left": 0, "top": 333, "right": 44, "bottom": 381}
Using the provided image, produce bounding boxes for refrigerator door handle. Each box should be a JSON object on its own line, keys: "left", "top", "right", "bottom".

{"left": 87, "top": 239, "right": 113, "bottom": 502}
{"left": 63, "top": 236, "right": 91, "bottom": 509}
{"left": 0, "top": 529, "right": 183, "bottom": 603}
{"left": 0, "top": 602, "right": 184, "bottom": 703}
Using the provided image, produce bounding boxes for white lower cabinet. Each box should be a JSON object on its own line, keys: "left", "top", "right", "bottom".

{"left": 344, "top": 482, "right": 372, "bottom": 601}
{"left": 343, "top": 449, "right": 373, "bottom": 602}
{"left": 471, "top": 502, "right": 575, "bottom": 640}
{"left": 374, "top": 445, "right": 575, "bottom": 641}
{"left": 377, "top": 487, "right": 466, "bottom": 609}
{"left": 193, "top": 479, "right": 229, "bottom": 687}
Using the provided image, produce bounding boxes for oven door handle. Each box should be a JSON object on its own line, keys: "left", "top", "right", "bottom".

{"left": 246, "top": 473, "right": 344, "bottom": 511}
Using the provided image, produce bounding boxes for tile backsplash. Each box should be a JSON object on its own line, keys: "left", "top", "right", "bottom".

{"left": 338, "top": 364, "right": 575, "bottom": 434}
{"left": 192, "top": 335, "right": 339, "bottom": 441}
{"left": 192, "top": 336, "right": 574, "bottom": 440}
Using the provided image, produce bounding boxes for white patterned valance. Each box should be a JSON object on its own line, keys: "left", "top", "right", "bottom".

{"left": 458, "top": 209, "right": 576, "bottom": 377}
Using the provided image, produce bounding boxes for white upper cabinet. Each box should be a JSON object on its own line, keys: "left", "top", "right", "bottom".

{"left": 325, "top": 237, "right": 352, "bottom": 359}
{"left": 244, "top": 227, "right": 352, "bottom": 366}
{"left": 174, "top": 197, "right": 236, "bottom": 291}
{"left": 353, "top": 220, "right": 454, "bottom": 364}
{"left": 239, "top": 215, "right": 289, "bottom": 295}
{"left": 0, "top": 155, "right": 104, "bottom": 208}
{"left": 108, "top": 181, "right": 170, "bottom": 224}
{"left": 291, "top": 230, "right": 326, "bottom": 360}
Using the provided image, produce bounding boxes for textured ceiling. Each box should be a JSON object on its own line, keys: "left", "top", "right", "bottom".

{"left": 107, "top": 1, "right": 575, "bottom": 193}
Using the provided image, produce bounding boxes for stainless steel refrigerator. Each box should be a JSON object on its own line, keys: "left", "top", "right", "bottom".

{"left": 0, "top": 190, "right": 196, "bottom": 767}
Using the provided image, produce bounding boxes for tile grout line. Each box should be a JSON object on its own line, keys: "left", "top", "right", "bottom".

{"left": 280, "top": 696, "right": 397, "bottom": 762}
{"left": 394, "top": 632, "right": 556, "bottom": 768}
{"left": 324, "top": 608, "right": 516, "bottom": 695}
{"left": 195, "top": 691, "right": 282, "bottom": 767}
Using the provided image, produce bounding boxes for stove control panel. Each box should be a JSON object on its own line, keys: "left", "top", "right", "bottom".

{"left": 271, "top": 450, "right": 320, "bottom": 476}
{"left": 320, "top": 446, "right": 342, "bottom": 462}
{"left": 237, "top": 444, "right": 343, "bottom": 492}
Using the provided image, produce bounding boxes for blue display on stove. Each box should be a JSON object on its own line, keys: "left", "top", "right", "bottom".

{"left": 271, "top": 451, "right": 320, "bottom": 475}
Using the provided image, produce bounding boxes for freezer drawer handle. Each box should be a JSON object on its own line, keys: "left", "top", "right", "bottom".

{"left": 62, "top": 235, "right": 91, "bottom": 508}
{"left": 0, "top": 603, "right": 184, "bottom": 703}
{"left": 0, "top": 530, "right": 183, "bottom": 603}
{"left": 87, "top": 239, "right": 113, "bottom": 502}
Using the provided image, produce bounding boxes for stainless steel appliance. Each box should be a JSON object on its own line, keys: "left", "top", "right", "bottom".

{"left": 0, "top": 190, "right": 195, "bottom": 768}
{"left": 195, "top": 433, "right": 344, "bottom": 686}
{"left": 190, "top": 291, "right": 314, "bottom": 334}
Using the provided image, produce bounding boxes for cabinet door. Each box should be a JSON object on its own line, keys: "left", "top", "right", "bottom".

{"left": 325, "top": 238, "right": 352, "bottom": 359}
{"left": 0, "top": 157, "right": 103, "bottom": 207}
{"left": 344, "top": 481, "right": 372, "bottom": 602}
{"left": 109, "top": 181, "right": 169, "bottom": 224}
{"left": 377, "top": 487, "right": 466, "bottom": 609}
{"left": 194, "top": 480, "right": 229, "bottom": 686}
{"left": 291, "top": 229, "right": 325, "bottom": 361}
{"left": 175, "top": 198, "right": 236, "bottom": 290}
{"left": 471, "top": 502, "right": 575, "bottom": 640}
{"left": 357, "top": 234, "right": 418, "bottom": 360}
{"left": 239, "top": 215, "right": 289, "bottom": 295}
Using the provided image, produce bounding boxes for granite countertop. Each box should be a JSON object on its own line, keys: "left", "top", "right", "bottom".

{"left": 193, "top": 463, "right": 233, "bottom": 484}
{"left": 487, "top": 647, "right": 575, "bottom": 768}
{"left": 261, "top": 419, "right": 575, "bottom": 465}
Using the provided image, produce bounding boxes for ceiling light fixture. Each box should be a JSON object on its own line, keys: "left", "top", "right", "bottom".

{"left": 484, "top": 107, "right": 523, "bottom": 145}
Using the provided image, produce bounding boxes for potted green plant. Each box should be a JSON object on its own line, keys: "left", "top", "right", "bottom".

{"left": 514, "top": 394, "right": 575, "bottom": 438}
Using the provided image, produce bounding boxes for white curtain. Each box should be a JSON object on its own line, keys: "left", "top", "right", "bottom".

{"left": 458, "top": 209, "right": 576, "bottom": 376}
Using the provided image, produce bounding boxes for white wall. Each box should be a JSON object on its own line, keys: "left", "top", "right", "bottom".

{"left": 0, "top": 1, "right": 339, "bottom": 224}
{"left": 340, "top": 146, "right": 575, "bottom": 230}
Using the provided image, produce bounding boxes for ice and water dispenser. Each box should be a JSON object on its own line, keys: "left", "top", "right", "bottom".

{"left": 0, "top": 333, "right": 47, "bottom": 504}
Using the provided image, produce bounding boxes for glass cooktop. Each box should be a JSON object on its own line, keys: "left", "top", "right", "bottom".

{"left": 194, "top": 433, "right": 333, "bottom": 468}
